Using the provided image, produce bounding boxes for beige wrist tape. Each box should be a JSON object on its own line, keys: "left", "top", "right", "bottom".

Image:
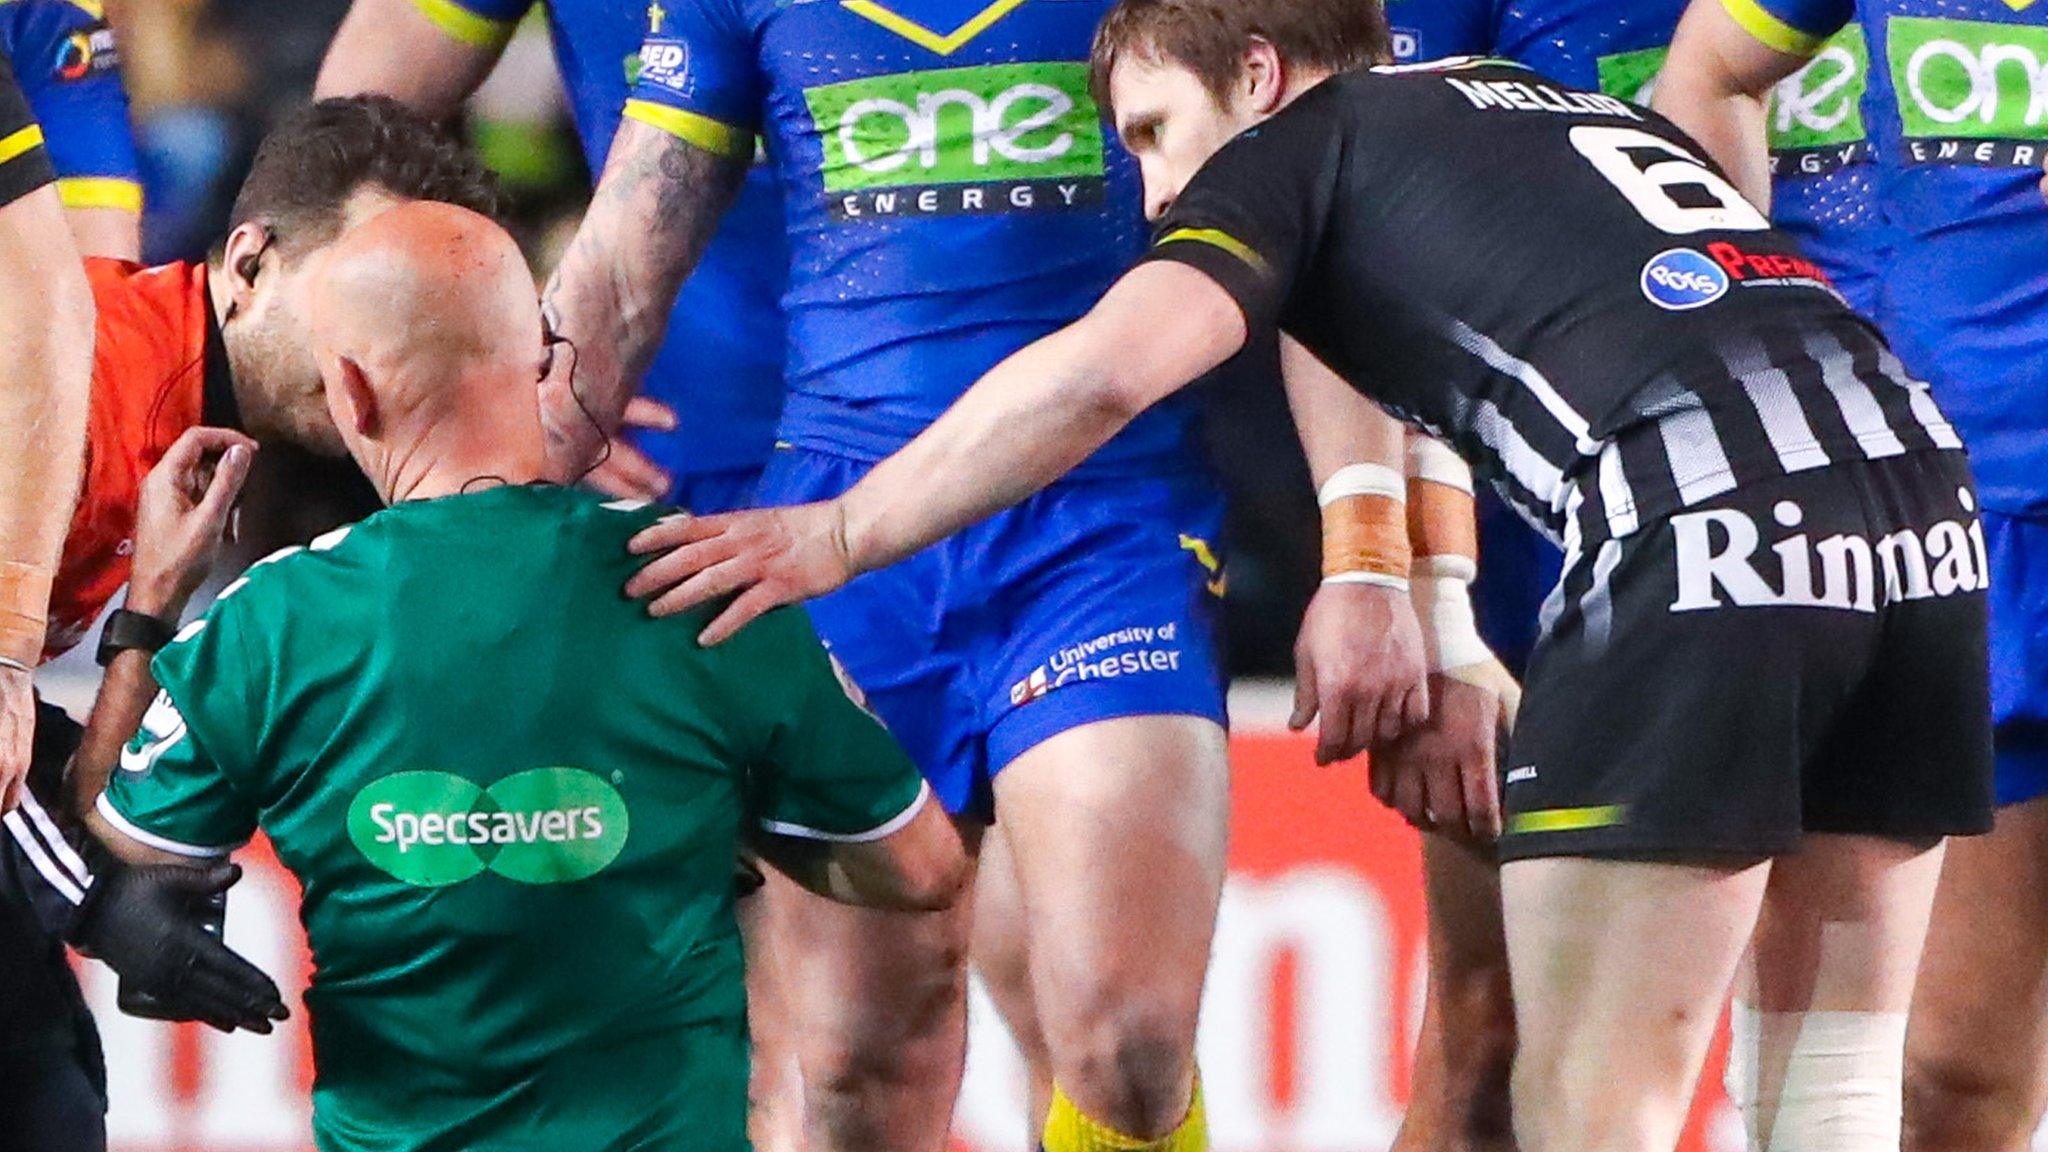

{"left": 0, "top": 561, "right": 54, "bottom": 669}
{"left": 1319, "top": 463, "right": 1410, "bottom": 589}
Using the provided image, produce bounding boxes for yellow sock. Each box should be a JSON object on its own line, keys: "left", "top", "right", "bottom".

{"left": 1041, "top": 1076, "right": 1207, "bottom": 1152}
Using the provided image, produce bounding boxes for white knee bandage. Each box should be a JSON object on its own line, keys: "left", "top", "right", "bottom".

{"left": 1726, "top": 1000, "right": 1908, "bottom": 1152}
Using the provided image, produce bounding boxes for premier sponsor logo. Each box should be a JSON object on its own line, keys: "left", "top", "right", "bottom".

{"left": 347, "top": 767, "right": 631, "bottom": 888}
{"left": 1890, "top": 16, "right": 2048, "bottom": 168}
{"left": 1009, "top": 622, "right": 1184, "bottom": 706}
{"left": 804, "top": 62, "right": 1106, "bottom": 221}
{"left": 1640, "top": 248, "right": 1731, "bottom": 311}
{"left": 1669, "top": 490, "right": 1985, "bottom": 614}
{"left": 1703, "top": 240, "right": 1838, "bottom": 294}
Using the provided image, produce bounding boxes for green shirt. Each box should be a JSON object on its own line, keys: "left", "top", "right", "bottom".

{"left": 100, "top": 486, "right": 927, "bottom": 1152}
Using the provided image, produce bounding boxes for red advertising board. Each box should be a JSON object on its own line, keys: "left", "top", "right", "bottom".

{"left": 92, "top": 719, "right": 1738, "bottom": 1152}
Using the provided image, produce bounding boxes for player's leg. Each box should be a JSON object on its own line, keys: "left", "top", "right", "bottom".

{"left": 1393, "top": 834, "right": 1517, "bottom": 1152}
{"left": 1507, "top": 856, "right": 1769, "bottom": 1152}
{"left": 972, "top": 822, "right": 1055, "bottom": 1145}
{"left": 1729, "top": 834, "right": 1943, "bottom": 1151}
{"left": 1904, "top": 800, "right": 2048, "bottom": 1151}
{"left": 994, "top": 714, "right": 1229, "bottom": 1145}
{"left": 747, "top": 446, "right": 990, "bottom": 1152}
{"left": 1904, "top": 508, "right": 2048, "bottom": 1152}
{"left": 760, "top": 859, "right": 980, "bottom": 1152}
{"left": 738, "top": 882, "right": 805, "bottom": 1152}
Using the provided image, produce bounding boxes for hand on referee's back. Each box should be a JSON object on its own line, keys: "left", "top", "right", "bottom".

{"left": 67, "top": 861, "right": 289, "bottom": 1034}
{"left": 626, "top": 500, "right": 855, "bottom": 644}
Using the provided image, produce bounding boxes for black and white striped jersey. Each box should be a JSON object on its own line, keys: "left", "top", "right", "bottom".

{"left": 1141, "top": 59, "right": 1960, "bottom": 557}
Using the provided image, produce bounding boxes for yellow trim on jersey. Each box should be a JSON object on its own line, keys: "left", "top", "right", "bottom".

{"left": 0, "top": 125, "right": 45, "bottom": 168}
{"left": 410, "top": 0, "right": 521, "bottom": 49}
{"left": 622, "top": 99, "right": 753, "bottom": 159}
{"left": 1719, "top": 0, "right": 1828, "bottom": 57}
{"left": 1507, "top": 805, "right": 1628, "bottom": 836}
{"left": 57, "top": 177, "right": 141, "bottom": 213}
{"left": 66, "top": 0, "right": 105, "bottom": 18}
{"left": 1155, "top": 227, "right": 1270, "bottom": 275}
{"left": 841, "top": 0, "right": 1029, "bottom": 56}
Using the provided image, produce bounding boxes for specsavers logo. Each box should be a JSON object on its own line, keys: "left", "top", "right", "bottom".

{"left": 804, "top": 61, "right": 1106, "bottom": 221}
{"left": 1595, "top": 35, "right": 1871, "bottom": 175}
{"left": 348, "top": 768, "right": 630, "bottom": 888}
{"left": 1890, "top": 16, "right": 2048, "bottom": 167}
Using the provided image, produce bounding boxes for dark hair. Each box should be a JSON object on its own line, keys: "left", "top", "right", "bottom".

{"left": 228, "top": 96, "right": 509, "bottom": 260}
{"left": 1089, "top": 0, "right": 1390, "bottom": 118}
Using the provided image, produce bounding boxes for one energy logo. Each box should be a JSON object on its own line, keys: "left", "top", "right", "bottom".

{"left": 1769, "top": 28, "right": 1873, "bottom": 173}
{"left": 804, "top": 62, "right": 1106, "bottom": 220}
{"left": 348, "top": 767, "right": 630, "bottom": 888}
{"left": 1890, "top": 16, "right": 2048, "bottom": 167}
{"left": 1641, "top": 248, "right": 1731, "bottom": 311}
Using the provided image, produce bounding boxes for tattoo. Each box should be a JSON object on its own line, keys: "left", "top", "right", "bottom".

{"left": 541, "top": 122, "right": 749, "bottom": 467}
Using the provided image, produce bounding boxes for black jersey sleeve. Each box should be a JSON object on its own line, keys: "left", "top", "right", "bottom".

{"left": 1136, "top": 98, "right": 1345, "bottom": 335}
{"left": 2, "top": 703, "right": 102, "bottom": 941}
{"left": 0, "top": 51, "right": 57, "bottom": 210}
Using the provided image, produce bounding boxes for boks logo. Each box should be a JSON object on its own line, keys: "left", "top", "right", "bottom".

{"left": 1669, "top": 489, "right": 1985, "bottom": 615}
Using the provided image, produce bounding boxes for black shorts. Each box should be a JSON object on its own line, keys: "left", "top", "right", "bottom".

{"left": 1500, "top": 449, "right": 1995, "bottom": 862}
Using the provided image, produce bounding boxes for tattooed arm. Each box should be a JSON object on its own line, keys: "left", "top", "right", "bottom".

{"left": 539, "top": 119, "right": 748, "bottom": 475}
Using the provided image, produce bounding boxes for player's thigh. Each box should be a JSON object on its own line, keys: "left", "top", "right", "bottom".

{"left": 1503, "top": 855, "right": 1767, "bottom": 1144}
{"left": 992, "top": 715, "right": 1229, "bottom": 1044}
{"left": 1749, "top": 833, "right": 1945, "bottom": 1017}
{"left": 972, "top": 823, "right": 1054, "bottom": 1135}
{"left": 1908, "top": 797, "right": 2048, "bottom": 1111}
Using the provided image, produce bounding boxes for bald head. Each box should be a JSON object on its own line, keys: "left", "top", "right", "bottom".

{"left": 310, "top": 201, "right": 549, "bottom": 501}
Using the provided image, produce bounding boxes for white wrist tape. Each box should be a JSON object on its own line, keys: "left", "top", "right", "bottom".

{"left": 1411, "top": 574, "right": 1488, "bottom": 672}
{"left": 1727, "top": 1001, "right": 1907, "bottom": 1152}
{"left": 1323, "top": 571, "right": 1410, "bottom": 591}
{"left": 1406, "top": 436, "right": 1474, "bottom": 494}
{"left": 1318, "top": 463, "right": 1405, "bottom": 508}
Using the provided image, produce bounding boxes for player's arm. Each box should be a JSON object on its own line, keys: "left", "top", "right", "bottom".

{"left": 315, "top": 0, "right": 524, "bottom": 115}
{"left": 0, "top": 52, "right": 91, "bottom": 813}
{"left": 1280, "top": 338, "right": 1431, "bottom": 762}
{"left": 734, "top": 610, "right": 969, "bottom": 911}
{"left": 1653, "top": 0, "right": 1850, "bottom": 209}
{"left": 624, "top": 261, "right": 1249, "bottom": 639}
{"left": 538, "top": 0, "right": 759, "bottom": 472}
{"left": 622, "top": 108, "right": 1336, "bottom": 643}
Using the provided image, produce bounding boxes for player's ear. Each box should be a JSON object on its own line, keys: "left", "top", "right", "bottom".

{"left": 1242, "top": 36, "right": 1286, "bottom": 115}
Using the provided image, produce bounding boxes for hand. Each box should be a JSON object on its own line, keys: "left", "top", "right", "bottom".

{"left": 67, "top": 862, "right": 289, "bottom": 1034}
{"left": 0, "top": 670, "right": 30, "bottom": 812}
{"left": 1368, "top": 664, "right": 1517, "bottom": 843}
{"left": 582, "top": 397, "right": 677, "bottom": 501}
{"left": 128, "top": 428, "right": 256, "bottom": 620}
{"left": 1290, "top": 582, "right": 1431, "bottom": 765}
{"left": 625, "top": 501, "right": 855, "bottom": 644}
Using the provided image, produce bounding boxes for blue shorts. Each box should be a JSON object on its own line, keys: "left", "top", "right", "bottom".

{"left": 758, "top": 448, "right": 1231, "bottom": 819}
{"left": 1988, "top": 510, "right": 2048, "bottom": 806}
{"left": 668, "top": 466, "right": 763, "bottom": 517}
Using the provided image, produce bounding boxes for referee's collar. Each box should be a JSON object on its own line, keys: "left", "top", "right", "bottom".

{"left": 201, "top": 288, "right": 242, "bottom": 431}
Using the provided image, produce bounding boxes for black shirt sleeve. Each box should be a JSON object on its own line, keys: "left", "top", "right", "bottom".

{"left": 2, "top": 704, "right": 101, "bottom": 940}
{"left": 1136, "top": 96, "right": 1346, "bottom": 336}
{"left": 0, "top": 51, "right": 57, "bottom": 211}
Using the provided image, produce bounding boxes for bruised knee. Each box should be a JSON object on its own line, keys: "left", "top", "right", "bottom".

{"left": 1049, "top": 1000, "right": 1200, "bottom": 1138}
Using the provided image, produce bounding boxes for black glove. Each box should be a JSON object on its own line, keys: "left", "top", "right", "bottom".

{"left": 67, "top": 862, "right": 289, "bottom": 1034}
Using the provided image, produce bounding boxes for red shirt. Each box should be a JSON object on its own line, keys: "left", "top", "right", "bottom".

{"left": 42, "top": 258, "right": 227, "bottom": 661}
